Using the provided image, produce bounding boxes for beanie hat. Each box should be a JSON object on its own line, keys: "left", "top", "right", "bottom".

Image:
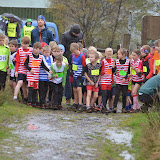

{"left": 26, "top": 19, "right": 32, "bottom": 23}
{"left": 58, "top": 44, "right": 65, "bottom": 54}
{"left": 71, "top": 24, "right": 81, "bottom": 34}
{"left": 37, "top": 15, "right": 46, "bottom": 22}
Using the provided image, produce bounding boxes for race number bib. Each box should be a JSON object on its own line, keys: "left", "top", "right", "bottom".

{"left": 91, "top": 69, "right": 99, "bottom": 75}
{"left": 143, "top": 66, "right": 147, "bottom": 73}
{"left": 0, "top": 55, "right": 7, "bottom": 62}
{"left": 119, "top": 70, "right": 127, "bottom": 76}
{"left": 72, "top": 64, "right": 77, "bottom": 71}
{"left": 132, "top": 69, "right": 136, "bottom": 75}
{"left": 32, "top": 60, "right": 39, "bottom": 67}
{"left": 57, "top": 72, "right": 63, "bottom": 77}
{"left": 106, "top": 69, "right": 112, "bottom": 75}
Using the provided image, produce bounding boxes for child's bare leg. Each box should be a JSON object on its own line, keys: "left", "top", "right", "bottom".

{"left": 22, "top": 83, "right": 27, "bottom": 99}
{"left": 86, "top": 90, "right": 92, "bottom": 107}
{"left": 132, "top": 83, "right": 140, "bottom": 110}
{"left": 14, "top": 80, "right": 23, "bottom": 98}
{"left": 90, "top": 92, "right": 98, "bottom": 106}
{"left": 73, "top": 87, "right": 78, "bottom": 104}
{"left": 98, "top": 95, "right": 102, "bottom": 105}
{"left": 77, "top": 87, "right": 82, "bottom": 105}
{"left": 13, "top": 82, "right": 17, "bottom": 90}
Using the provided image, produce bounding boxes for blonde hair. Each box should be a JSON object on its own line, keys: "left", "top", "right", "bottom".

{"left": 88, "top": 46, "right": 97, "bottom": 52}
{"left": 89, "top": 50, "right": 99, "bottom": 59}
{"left": 49, "top": 41, "right": 57, "bottom": 48}
{"left": 70, "top": 43, "right": 79, "bottom": 52}
{"left": 43, "top": 45, "right": 51, "bottom": 51}
{"left": 97, "top": 51, "right": 104, "bottom": 60}
{"left": 105, "top": 48, "right": 113, "bottom": 53}
{"left": 52, "top": 45, "right": 61, "bottom": 51}
{"left": 0, "top": 33, "right": 6, "bottom": 39}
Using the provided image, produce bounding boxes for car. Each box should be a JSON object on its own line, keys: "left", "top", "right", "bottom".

{"left": 19, "top": 20, "right": 59, "bottom": 44}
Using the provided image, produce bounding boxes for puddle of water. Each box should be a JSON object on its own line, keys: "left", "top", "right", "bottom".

{"left": 105, "top": 127, "right": 135, "bottom": 160}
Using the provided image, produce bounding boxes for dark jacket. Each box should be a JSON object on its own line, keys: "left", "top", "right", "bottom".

{"left": 31, "top": 26, "right": 54, "bottom": 46}
{"left": 61, "top": 29, "right": 85, "bottom": 64}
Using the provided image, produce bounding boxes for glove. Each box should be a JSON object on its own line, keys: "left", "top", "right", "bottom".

{"left": 77, "top": 75, "right": 82, "bottom": 80}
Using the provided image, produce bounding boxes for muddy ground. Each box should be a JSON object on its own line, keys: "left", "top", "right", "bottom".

{"left": 0, "top": 107, "right": 135, "bottom": 160}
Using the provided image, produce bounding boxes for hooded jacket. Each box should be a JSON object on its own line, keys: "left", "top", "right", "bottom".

{"left": 31, "top": 26, "right": 54, "bottom": 46}
{"left": 61, "top": 29, "right": 85, "bottom": 64}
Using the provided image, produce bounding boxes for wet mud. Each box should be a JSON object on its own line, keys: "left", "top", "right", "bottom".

{"left": 1, "top": 110, "right": 135, "bottom": 160}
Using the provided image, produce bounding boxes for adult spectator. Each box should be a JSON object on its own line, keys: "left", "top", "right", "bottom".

{"left": 31, "top": 15, "right": 54, "bottom": 46}
{"left": 61, "top": 24, "right": 85, "bottom": 104}
{"left": 138, "top": 74, "right": 160, "bottom": 111}
{"left": 5, "top": 16, "right": 20, "bottom": 41}
{"left": 20, "top": 19, "right": 35, "bottom": 43}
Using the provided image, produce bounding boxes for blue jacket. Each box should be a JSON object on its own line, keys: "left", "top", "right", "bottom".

{"left": 31, "top": 26, "right": 54, "bottom": 46}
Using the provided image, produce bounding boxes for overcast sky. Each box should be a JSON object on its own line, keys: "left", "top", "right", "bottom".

{"left": 0, "top": 0, "right": 49, "bottom": 8}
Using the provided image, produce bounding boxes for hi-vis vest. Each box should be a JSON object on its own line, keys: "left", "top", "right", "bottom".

{"left": 23, "top": 26, "right": 35, "bottom": 40}
{"left": 7, "top": 22, "right": 17, "bottom": 37}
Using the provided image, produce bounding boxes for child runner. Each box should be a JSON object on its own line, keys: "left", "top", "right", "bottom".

{"left": 24, "top": 42, "right": 52, "bottom": 107}
{"left": 140, "top": 45, "right": 153, "bottom": 83}
{"left": 14, "top": 36, "right": 32, "bottom": 102}
{"left": 9, "top": 40, "right": 18, "bottom": 91}
{"left": 129, "top": 49, "right": 144, "bottom": 113}
{"left": 39, "top": 45, "right": 53, "bottom": 108}
{"left": 100, "top": 48, "right": 114, "bottom": 113}
{"left": 113, "top": 48, "right": 130, "bottom": 113}
{"left": 69, "top": 43, "right": 86, "bottom": 111}
{"left": 50, "top": 55, "right": 67, "bottom": 110}
{"left": 0, "top": 33, "right": 10, "bottom": 91}
{"left": 85, "top": 50, "right": 101, "bottom": 113}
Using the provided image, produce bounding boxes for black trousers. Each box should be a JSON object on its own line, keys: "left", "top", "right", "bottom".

{"left": 49, "top": 82, "right": 54, "bottom": 104}
{"left": 0, "top": 71, "right": 7, "bottom": 91}
{"left": 39, "top": 81, "right": 49, "bottom": 105}
{"left": 28, "top": 87, "right": 38, "bottom": 104}
{"left": 102, "top": 90, "right": 111, "bottom": 108}
{"left": 114, "top": 84, "right": 128, "bottom": 109}
{"left": 53, "top": 83, "right": 63, "bottom": 105}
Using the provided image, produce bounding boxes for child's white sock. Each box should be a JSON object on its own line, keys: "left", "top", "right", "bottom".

{"left": 13, "top": 96, "right": 17, "bottom": 99}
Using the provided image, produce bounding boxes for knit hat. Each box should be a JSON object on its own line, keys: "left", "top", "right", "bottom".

{"left": 41, "top": 42, "right": 47, "bottom": 47}
{"left": 37, "top": 15, "right": 46, "bottom": 22}
{"left": 71, "top": 24, "right": 81, "bottom": 34}
{"left": 58, "top": 44, "right": 65, "bottom": 53}
{"left": 26, "top": 19, "right": 32, "bottom": 23}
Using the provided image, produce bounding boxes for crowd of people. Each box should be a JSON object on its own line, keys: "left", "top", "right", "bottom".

{"left": 0, "top": 14, "right": 160, "bottom": 114}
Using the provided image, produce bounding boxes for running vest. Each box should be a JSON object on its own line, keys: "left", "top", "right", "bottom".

{"left": 142, "top": 56, "right": 151, "bottom": 78}
{"left": 72, "top": 53, "right": 83, "bottom": 79}
{"left": 153, "top": 51, "right": 160, "bottom": 73}
{"left": 39, "top": 55, "right": 53, "bottom": 81}
{"left": 27, "top": 54, "right": 42, "bottom": 82}
{"left": 7, "top": 22, "right": 17, "bottom": 37}
{"left": 131, "top": 59, "right": 144, "bottom": 82}
{"left": 116, "top": 59, "right": 129, "bottom": 85}
{"left": 18, "top": 47, "right": 33, "bottom": 75}
{"left": 23, "top": 26, "right": 35, "bottom": 40}
{"left": 101, "top": 58, "right": 113, "bottom": 85}
{"left": 10, "top": 51, "right": 17, "bottom": 77}
{"left": 51, "top": 62, "right": 66, "bottom": 84}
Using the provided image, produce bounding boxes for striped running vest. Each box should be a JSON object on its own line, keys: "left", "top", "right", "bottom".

{"left": 116, "top": 59, "right": 129, "bottom": 85}
{"left": 27, "top": 54, "right": 42, "bottom": 82}
{"left": 72, "top": 53, "right": 84, "bottom": 79}
{"left": 131, "top": 59, "right": 144, "bottom": 82}
{"left": 100, "top": 58, "right": 113, "bottom": 85}
{"left": 39, "top": 55, "right": 53, "bottom": 81}
{"left": 51, "top": 62, "right": 66, "bottom": 84}
{"left": 18, "top": 47, "right": 33, "bottom": 75}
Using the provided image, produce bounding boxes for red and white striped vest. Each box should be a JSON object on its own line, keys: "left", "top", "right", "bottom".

{"left": 131, "top": 59, "right": 144, "bottom": 82}
{"left": 100, "top": 58, "right": 113, "bottom": 85}
{"left": 116, "top": 59, "right": 129, "bottom": 85}
{"left": 27, "top": 54, "right": 42, "bottom": 82}
{"left": 18, "top": 47, "right": 33, "bottom": 75}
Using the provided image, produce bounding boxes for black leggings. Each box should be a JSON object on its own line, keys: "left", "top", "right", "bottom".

{"left": 53, "top": 83, "right": 63, "bottom": 105}
{"left": 102, "top": 90, "right": 111, "bottom": 108}
{"left": 113, "top": 84, "right": 128, "bottom": 109}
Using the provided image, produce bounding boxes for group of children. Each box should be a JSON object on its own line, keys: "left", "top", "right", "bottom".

{"left": 0, "top": 31, "right": 160, "bottom": 114}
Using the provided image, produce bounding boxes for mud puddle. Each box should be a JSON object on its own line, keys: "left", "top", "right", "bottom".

{"left": 1, "top": 110, "right": 135, "bottom": 160}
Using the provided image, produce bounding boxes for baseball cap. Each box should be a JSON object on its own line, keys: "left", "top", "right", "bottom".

{"left": 37, "top": 15, "right": 46, "bottom": 22}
